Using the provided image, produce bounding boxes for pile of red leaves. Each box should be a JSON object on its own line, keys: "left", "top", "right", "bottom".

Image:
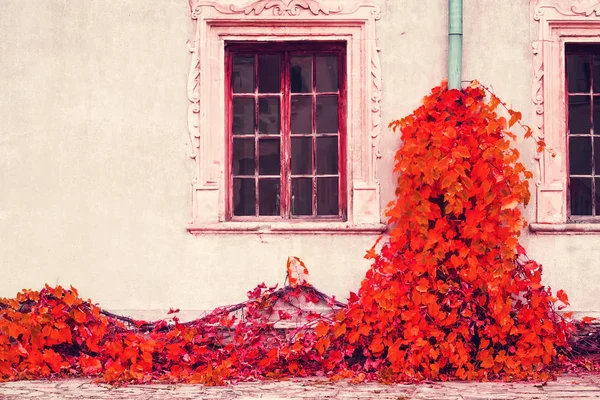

{"left": 0, "top": 83, "right": 596, "bottom": 384}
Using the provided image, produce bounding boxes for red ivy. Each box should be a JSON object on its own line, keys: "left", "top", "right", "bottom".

{"left": 0, "top": 83, "right": 582, "bottom": 385}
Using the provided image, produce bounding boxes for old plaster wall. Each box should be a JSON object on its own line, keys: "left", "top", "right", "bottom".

{"left": 0, "top": 0, "right": 598, "bottom": 314}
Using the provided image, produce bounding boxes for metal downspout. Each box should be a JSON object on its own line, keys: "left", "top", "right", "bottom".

{"left": 448, "top": 0, "right": 463, "bottom": 90}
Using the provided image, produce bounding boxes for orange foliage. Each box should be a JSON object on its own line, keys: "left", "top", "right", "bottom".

{"left": 0, "top": 83, "right": 577, "bottom": 384}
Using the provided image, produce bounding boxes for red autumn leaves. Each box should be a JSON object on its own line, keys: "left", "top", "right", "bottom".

{"left": 0, "top": 83, "right": 578, "bottom": 384}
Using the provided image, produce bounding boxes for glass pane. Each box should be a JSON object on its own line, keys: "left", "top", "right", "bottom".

{"left": 595, "top": 97, "right": 600, "bottom": 135}
{"left": 291, "top": 96, "right": 312, "bottom": 134}
{"left": 232, "top": 56, "right": 255, "bottom": 93}
{"left": 316, "top": 136, "right": 338, "bottom": 175}
{"left": 258, "top": 138, "right": 280, "bottom": 176}
{"left": 316, "top": 55, "right": 338, "bottom": 92}
{"left": 232, "top": 138, "right": 255, "bottom": 176}
{"left": 593, "top": 55, "right": 600, "bottom": 93}
{"left": 258, "top": 179, "right": 280, "bottom": 216}
{"left": 316, "top": 95, "right": 338, "bottom": 133}
{"left": 291, "top": 137, "right": 312, "bottom": 175}
{"left": 595, "top": 137, "right": 600, "bottom": 174}
{"left": 258, "top": 97, "right": 280, "bottom": 134}
{"left": 232, "top": 98, "right": 255, "bottom": 135}
{"left": 567, "top": 54, "right": 591, "bottom": 93}
{"left": 291, "top": 56, "right": 312, "bottom": 93}
{"left": 233, "top": 178, "right": 255, "bottom": 216}
{"left": 316, "top": 177, "right": 339, "bottom": 216}
{"left": 568, "top": 95, "right": 591, "bottom": 135}
{"left": 569, "top": 136, "right": 592, "bottom": 175}
{"left": 291, "top": 178, "right": 312, "bottom": 216}
{"left": 570, "top": 177, "right": 592, "bottom": 216}
{"left": 258, "top": 54, "right": 281, "bottom": 93}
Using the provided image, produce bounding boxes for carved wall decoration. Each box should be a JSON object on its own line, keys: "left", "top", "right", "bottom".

{"left": 531, "top": 0, "right": 600, "bottom": 225}
{"left": 186, "top": 0, "right": 382, "bottom": 229}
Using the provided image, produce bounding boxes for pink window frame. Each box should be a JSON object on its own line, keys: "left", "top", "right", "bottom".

{"left": 185, "top": 0, "right": 385, "bottom": 234}
{"left": 530, "top": 0, "right": 600, "bottom": 234}
{"left": 225, "top": 42, "right": 348, "bottom": 222}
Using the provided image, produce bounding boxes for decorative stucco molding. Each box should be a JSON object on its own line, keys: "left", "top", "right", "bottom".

{"left": 187, "top": 0, "right": 382, "bottom": 229}
{"left": 531, "top": 0, "right": 600, "bottom": 225}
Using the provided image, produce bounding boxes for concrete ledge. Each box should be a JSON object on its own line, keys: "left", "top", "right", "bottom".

{"left": 529, "top": 223, "right": 600, "bottom": 235}
{"left": 187, "top": 222, "right": 387, "bottom": 235}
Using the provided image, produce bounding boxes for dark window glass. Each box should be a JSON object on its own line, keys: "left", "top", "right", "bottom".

{"left": 258, "top": 55, "right": 280, "bottom": 93}
{"left": 291, "top": 137, "right": 312, "bottom": 175}
{"left": 317, "top": 177, "right": 339, "bottom": 215}
{"left": 292, "top": 178, "right": 312, "bottom": 216}
{"left": 232, "top": 56, "right": 255, "bottom": 93}
{"left": 258, "top": 138, "right": 280, "bottom": 176}
{"left": 316, "top": 95, "right": 338, "bottom": 133}
{"left": 567, "top": 54, "right": 591, "bottom": 93}
{"left": 569, "top": 136, "right": 592, "bottom": 175}
{"left": 316, "top": 136, "right": 338, "bottom": 175}
{"left": 233, "top": 178, "right": 255, "bottom": 216}
{"left": 568, "top": 95, "right": 591, "bottom": 135}
{"left": 232, "top": 98, "right": 255, "bottom": 135}
{"left": 316, "top": 55, "right": 338, "bottom": 92}
{"left": 232, "top": 138, "right": 255, "bottom": 176}
{"left": 595, "top": 137, "right": 600, "bottom": 174}
{"left": 570, "top": 177, "right": 593, "bottom": 216}
{"left": 291, "top": 96, "right": 312, "bottom": 133}
{"left": 258, "top": 97, "right": 280, "bottom": 135}
{"left": 259, "top": 179, "right": 280, "bottom": 216}
{"left": 291, "top": 56, "right": 312, "bottom": 93}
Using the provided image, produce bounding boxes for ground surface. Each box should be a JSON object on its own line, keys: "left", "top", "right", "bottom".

{"left": 0, "top": 375, "right": 599, "bottom": 399}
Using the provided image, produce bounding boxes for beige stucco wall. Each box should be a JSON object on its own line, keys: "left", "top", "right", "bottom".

{"left": 1, "top": 0, "right": 599, "bottom": 315}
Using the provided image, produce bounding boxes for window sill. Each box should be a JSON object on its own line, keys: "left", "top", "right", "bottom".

{"left": 187, "top": 221, "right": 387, "bottom": 235}
{"left": 529, "top": 223, "right": 600, "bottom": 235}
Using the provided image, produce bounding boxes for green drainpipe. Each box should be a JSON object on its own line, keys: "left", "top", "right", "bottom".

{"left": 448, "top": 0, "right": 463, "bottom": 90}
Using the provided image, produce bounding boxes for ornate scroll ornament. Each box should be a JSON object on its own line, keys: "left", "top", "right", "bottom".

{"left": 571, "top": 2, "right": 600, "bottom": 16}
{"left": 369, "top": 14, "right": 382, "bottom": 183}
{"left": 230, "top": 0, "right": 342, "bottom": 16}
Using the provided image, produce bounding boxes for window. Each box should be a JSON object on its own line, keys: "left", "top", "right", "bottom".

{"left": 566, "top": 44, "right": 600, "bottom": 219}
{"left": 226, "top": 43, "right": 346, "bottom": 220}
{"left": 186, "top": 0, "right": 385, "bottom": 233}
{"left": 530, "top": 1, "right": 600, "bottom": 232}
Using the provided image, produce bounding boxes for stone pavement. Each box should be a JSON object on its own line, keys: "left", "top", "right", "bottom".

{"left": 0, "top": 374, "right": 599, "bottom": 399}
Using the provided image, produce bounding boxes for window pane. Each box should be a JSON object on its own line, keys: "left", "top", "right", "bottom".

{"left": 291, "top": 56, "right": 312, "bottom": 93}
{"left": 232, "top": 56, "right": 255, "bottom": 93}
{"left": 316, "top": 55, "right": 338, "bottom": 92}
{"left": 569, "top": 136, "right": 592, "bottom": 175}
{"left": 593, "top": 55, "right": 600, "bottom": 93}
{"left": 258, "top": 138, "right": 280, "bottom": 176}
{"left": 595, "top": 137, "right": 600, "bottom": 174}
{"left": 258, "top": 179, "right": 280, "bottom": 216}
{"left": 291, "top": 96, "right": 312, "bottom": 134}
{"left": 567, "top": 54, "right": 591, "bottom": 93}
{"left": 316, "top": 177, "right": 339, "bottom": 216}
{"left": 233, "top": 178, "right": 255, "bottom": 216}
{"left": 594, "top": 97, "right": 600, "bottom": 135}
{"left": 291, "top": 137, "right": 312, "bottom": 175}
{"left": 232, "top": 98, "right": 255, "bottom": 135}
{"left": 316, "top": 95, "right": 338, "bottom": 133}
{"left": 232, "top": 138, "right": 255, "bottom": 176}
{"left": 568, "top": 95, "right": 591, "bottom": 134}
{"left": 258, "top": 97, "right": 280, "bottom": 134}
{"left": 570, "top": 177, "right": 593, "bottom": 216}
{"left": 291, "top": 178, "right": 312, "bottom": 216}
{"left": 258, "top": 54, "right": 280, "bottom": 93}
{"left": 316, "top": 136, "right": 338, "bottom": 175}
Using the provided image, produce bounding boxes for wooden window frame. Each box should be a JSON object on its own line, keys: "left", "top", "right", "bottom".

{"left": 564, "top": 43, "right": 600, "bottom": 221}
{"left": 529, "top": 0, "right": 600, "bottom": 234}
{"left": 225, "top": 42, "right": 347, "bottom": 222}
{"left": 186, "top": 0, "right": 385, "bottom": 234}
